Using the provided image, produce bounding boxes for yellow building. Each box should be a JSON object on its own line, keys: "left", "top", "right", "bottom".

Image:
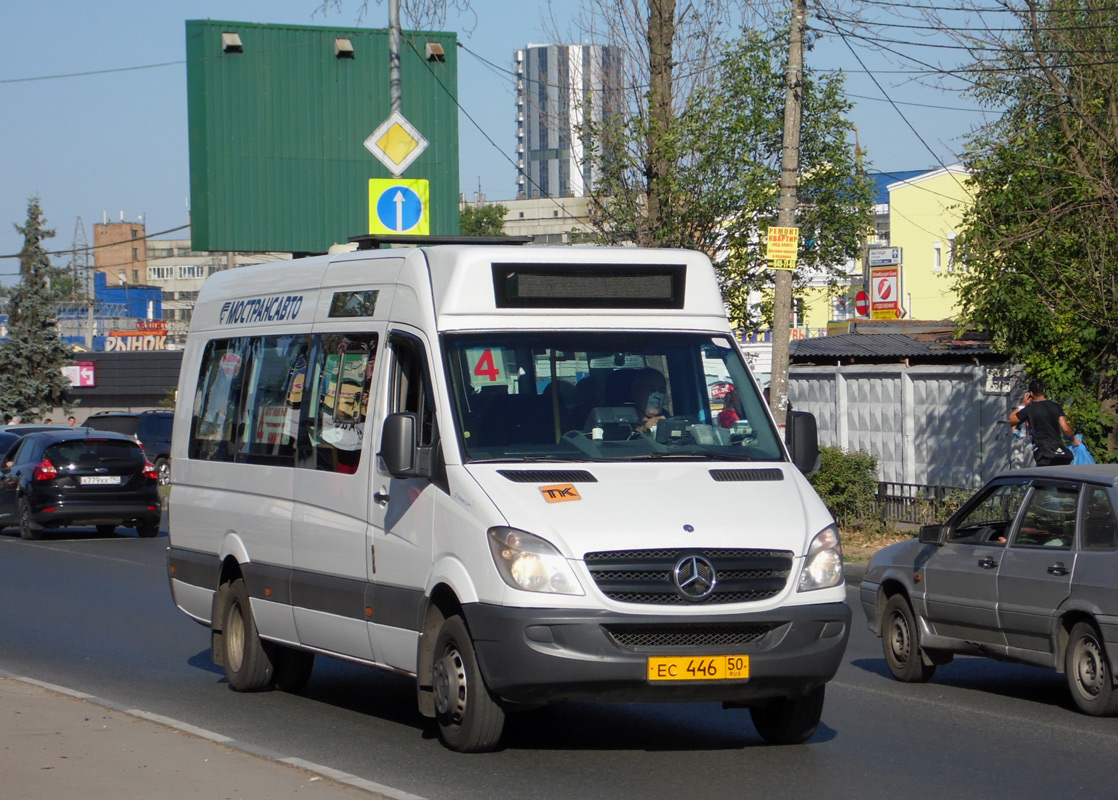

{"left": 884, "top": 165, "right": 972, "bottom": 321}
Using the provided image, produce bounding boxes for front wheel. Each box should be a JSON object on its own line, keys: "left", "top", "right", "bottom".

{"left": 220, "top": 579, "right": 274, "bottom": 692}
{"left": 882, "top": 594, "right": 936, "bottom": 682}
{"left": 432, "top": 615, "right": 505, "bottom": 752}
{"left": 1065, "top": 621, "right": 1118, "bottom": 716}
{"left": 749, "top": 684, "right": 825, "bottom": 745}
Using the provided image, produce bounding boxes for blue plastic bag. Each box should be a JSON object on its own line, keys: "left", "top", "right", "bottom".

{"left": 1071, "top": 435, "right": 1095, "bottom": 465}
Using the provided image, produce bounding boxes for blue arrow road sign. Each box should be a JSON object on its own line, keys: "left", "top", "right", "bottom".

{"left": 376, "top": 185, "right": 423, "bottom": 232}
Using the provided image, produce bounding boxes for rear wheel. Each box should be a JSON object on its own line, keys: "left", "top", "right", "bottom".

{"left": 136, "top": 519, "right": 160, "bottom": 538}
{"left": 154, "top": 457, "right": 171, "bottom": 486}
{"left": 220, "top": 579, "right": 274, "bottom": 692}
{"left": 1066, "top": 621, "right": 1118, "bottom": 716}
{"left": 749, "top": 685, "right": 825, "bottom": 745}
{"left": 432, "top": 615, "right": 505, "bottom": 752}
{"left": 882, "top": 594, "right": 936, "bottom": 682}
{"left": 18, "top": 498, "right": 39, "bottom": 540}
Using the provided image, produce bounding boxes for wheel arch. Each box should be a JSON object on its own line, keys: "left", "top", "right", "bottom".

{"left": 1056, "top": 608, "right": 1104, "bottom": 676}
{"left": 416, "top": 582, "right": 464, "bottom": 718}
{"left": 873, "top": 576, "right": 913, "bottom": 637}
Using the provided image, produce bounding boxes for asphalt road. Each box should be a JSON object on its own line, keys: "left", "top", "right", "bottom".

{"left": 2, "top": 526, "right": 1116, "bottom": 800}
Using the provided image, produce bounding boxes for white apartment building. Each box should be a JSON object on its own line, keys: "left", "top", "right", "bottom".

{"left": 515, "top": 43, "right": 622, "bottom": 199}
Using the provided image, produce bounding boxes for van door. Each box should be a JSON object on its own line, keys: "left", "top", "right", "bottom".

{"left": 367, "top": 329, "right": 439, "bottom": 670}
{"left": 290, "top": 330, "right": 381, "bottom": 660}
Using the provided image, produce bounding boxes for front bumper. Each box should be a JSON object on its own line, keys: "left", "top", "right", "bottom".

{"left": 463, "top": 600, "right": 851, "bottom": 705}
{"left": 860, "top": 580, "right": 881, "bottom": 634}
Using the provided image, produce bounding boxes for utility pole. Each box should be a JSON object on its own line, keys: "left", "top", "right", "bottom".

{"left": 769, "top": 0, "right": 807, "bottom": 427}
{"left": 388, "top": 0, "right": 402, "bottom": 115}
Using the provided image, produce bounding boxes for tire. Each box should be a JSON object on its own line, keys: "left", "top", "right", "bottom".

{"left": 271, "top": 645, "right": 315, "bottom": 693}
{"left": 882, "top": 594, "right": 936, "bottom": 682}
{"left": 97, "top": 524, "right": 117, "bottom": 536}
{"left": 220, "top": 579, "right": 274, "bottom": 692}
{"left": 136, "top": 519, "right": 160, "bottom": 538}
{"left": 1065, "top": 621, "right": 1118, "bottom": 716}
{"left": 155, "top": 457, "right": 171, "bottom": 486}
{"left": 18, "top": 498, "right": 39, "bottom": 541}
{"left": 749, "top": 684, "right": 825, "bottom": 745}
{"left": 431, "top": 615, "right": 505, "bottom": 752}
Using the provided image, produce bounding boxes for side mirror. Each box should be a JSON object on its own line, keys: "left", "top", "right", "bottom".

{"left": 379, "top": 413, "right": 418, "bottom": 478}
{"left": 785, "top": 411, "right": 820, "bottom": 474}
{"left": 918, "top": 524, "right": 947, "bottom": 545}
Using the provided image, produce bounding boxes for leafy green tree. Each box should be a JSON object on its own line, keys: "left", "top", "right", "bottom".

{"left": 0, "top": 197, "right": 74, "bottom": 421}
{"left": 950, "top": 1, "right": 1118, "bottom": 454}
{"left": 460, "top": 203, "right": 507, "bottom": 236}
{"left": 584, "top": 25, "right": 874, "bottom": 331}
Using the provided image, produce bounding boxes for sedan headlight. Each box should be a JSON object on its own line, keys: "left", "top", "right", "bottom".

{"left": 798, "top": 524, "right": 844, "bottom": 592}
{"left": 487, "top": 527, "right": 584, "bottom": 595}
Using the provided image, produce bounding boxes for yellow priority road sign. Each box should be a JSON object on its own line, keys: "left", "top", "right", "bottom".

{"left": 364, "top": 112, "right": 428, "bottom": 176}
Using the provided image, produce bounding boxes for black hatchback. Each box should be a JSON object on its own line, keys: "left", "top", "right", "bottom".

{"left": 0, "top": 429, "right": 162, "bottom": 539}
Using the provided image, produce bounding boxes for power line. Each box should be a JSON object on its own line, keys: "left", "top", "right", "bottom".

{"left": 0, "top": 60, "right": 183, "bottom": 85}
{"left": 0, "top": 224, "right": 190, "bottom": 263}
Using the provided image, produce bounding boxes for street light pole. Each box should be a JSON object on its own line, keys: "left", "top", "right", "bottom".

{"left": 769, "top": 0, "right": 807, "bottom": 427}
{"left": 388, "top": 0, "right": 402, "bottom": 115}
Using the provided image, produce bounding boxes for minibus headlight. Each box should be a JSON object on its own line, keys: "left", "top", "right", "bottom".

{"left": 798, "top": 524, "right": 844, "bottom": 592}
{"left": 487, "top": 527, "right": 584, "bottom": 596}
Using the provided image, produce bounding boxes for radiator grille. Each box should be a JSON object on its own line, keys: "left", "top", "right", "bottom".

{"left": 584, "top": 548, "right": 792, "bottom": 605}
{"left": 603, "top": 623, "right": 774, "bottom": 650}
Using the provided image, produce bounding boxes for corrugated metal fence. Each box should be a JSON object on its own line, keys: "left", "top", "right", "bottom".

{"left": 789, "top": 362, "right": 1033, "bottom": 492}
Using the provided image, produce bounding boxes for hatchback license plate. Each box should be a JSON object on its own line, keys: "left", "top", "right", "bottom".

{"left": 647, "top": 655, "right": 749, "bottom": 681}
{"left": 80, "top": 475, "right": 122, "bottom": 485}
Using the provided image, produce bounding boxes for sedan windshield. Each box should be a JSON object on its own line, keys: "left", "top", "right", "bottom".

{"left": 444, "top": 331, "right": 784, "bottom": 463}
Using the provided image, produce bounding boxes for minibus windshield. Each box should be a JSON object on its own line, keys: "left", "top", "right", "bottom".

{"left": 444, "top": 332, "right": 784, "bottom": 463}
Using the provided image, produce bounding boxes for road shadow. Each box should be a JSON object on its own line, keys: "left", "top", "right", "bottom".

{"left": 1, "top": 525, "right": 165, "bottom": 540}
{"left": 196, "top": 647, "right": 843, "bottom": 751}
{"left": 851, "top": 656, "right": 1073, "bottom": 710}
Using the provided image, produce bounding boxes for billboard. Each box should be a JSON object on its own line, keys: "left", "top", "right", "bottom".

{"left": 186, "top": 20, "right": 459, "bottom": 253}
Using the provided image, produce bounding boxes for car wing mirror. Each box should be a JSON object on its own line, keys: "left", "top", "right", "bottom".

{"left": 918, "top": 524, "right": 947, "bottom": 545}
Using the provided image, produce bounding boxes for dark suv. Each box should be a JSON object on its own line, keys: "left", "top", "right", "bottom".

{"left": 0, "top": 429, "right": 161, "bottom": 539}
{"left": 84, "top": 411, "right": 174, "bottom": 485}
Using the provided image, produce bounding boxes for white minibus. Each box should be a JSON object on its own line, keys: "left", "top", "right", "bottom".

{"left": 167, "top": 238, "right": 850, "bottom": 752}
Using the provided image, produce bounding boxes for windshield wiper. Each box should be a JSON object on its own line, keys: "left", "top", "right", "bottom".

{"left": 616, "top": 452, "right": 716, "bottom": 461}
{"left": 467, "top": 455, "right": 596, "bottom": 464}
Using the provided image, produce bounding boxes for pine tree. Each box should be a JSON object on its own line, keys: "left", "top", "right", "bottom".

{"left": 0, "top": 197, "right": 73, "bottom": 420}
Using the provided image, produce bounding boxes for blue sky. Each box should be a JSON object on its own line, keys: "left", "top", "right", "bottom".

{"left": 0, "top": 1, "right": 992, "bottom": 278}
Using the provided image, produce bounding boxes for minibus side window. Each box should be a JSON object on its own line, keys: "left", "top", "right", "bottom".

{"left": 298, "top": 333, "right": 378, "bottom": 474}
{"left": 235, "top": 335, "right": 309, "bottom": 467}
{"left": 189, "top": 338, "right": 249, "bottom": 462}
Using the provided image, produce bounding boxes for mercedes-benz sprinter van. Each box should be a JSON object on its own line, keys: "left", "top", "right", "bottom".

{"left": 167, "top": 239, "right": 850, "bottom": 752}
